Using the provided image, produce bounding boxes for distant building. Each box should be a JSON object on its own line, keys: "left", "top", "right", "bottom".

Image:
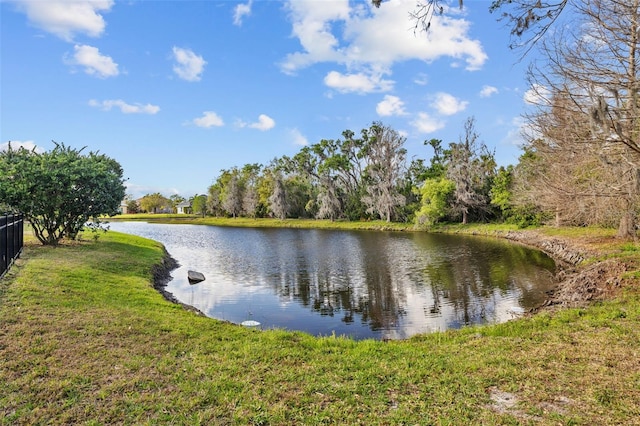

{"left": 176, "top": 201, "right": 192, "bottom": 214}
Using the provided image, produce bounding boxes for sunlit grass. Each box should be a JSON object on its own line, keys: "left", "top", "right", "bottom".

{"left": 2, "top": 228, "right": 639, "bottom": 424}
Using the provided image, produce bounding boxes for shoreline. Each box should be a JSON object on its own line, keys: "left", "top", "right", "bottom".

{"left": 500, "top": 230, "right": 627, "bottom": 309}
{"left": 433, "top": 227, "right": 630, "bottom": 311}
{"left": 150, "top": 246, "right": 207, "bottom": 316}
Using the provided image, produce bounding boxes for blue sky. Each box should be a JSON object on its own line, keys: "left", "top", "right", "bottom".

{"left": 1, "top": 0, "right": 539, "bottom": 200}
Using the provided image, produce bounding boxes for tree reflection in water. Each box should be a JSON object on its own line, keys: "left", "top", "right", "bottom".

{"left": 109, "top": 222, "right": 556, "bottom": 340}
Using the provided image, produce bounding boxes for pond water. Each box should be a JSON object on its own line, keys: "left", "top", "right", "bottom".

{"left": 109, "top": 222, "right": 556, "bottom": 340}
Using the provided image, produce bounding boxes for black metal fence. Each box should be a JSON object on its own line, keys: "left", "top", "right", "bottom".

{"left": 1, "top": 213, "right": 24, "bottom": 278}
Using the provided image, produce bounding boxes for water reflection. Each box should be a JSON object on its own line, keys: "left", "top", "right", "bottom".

{"left": 109, "top": 222, "right": 556, "bottom": 340}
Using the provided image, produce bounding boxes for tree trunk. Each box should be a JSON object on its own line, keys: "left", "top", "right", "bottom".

{"left": 617, "top": 205, "right": 636, "bottom": 240}
{"left": 462, "top": 210, "right": 468, "bottom": 224}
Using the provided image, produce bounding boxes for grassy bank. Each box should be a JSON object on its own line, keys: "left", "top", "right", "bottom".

{"left": 1, "top": 229, "right": 640, "bottom": 424}
{"left": 110, "top": 214, "right": 417, "bottom": 232}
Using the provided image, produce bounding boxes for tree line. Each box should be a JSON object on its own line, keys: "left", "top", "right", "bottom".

{"left": 130, "top": 118, "right": 538, "bottom": 227}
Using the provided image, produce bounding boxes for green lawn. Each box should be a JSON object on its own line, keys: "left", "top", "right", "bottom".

{"left": 1, "top": 228, "right": 639, "bottom": 425}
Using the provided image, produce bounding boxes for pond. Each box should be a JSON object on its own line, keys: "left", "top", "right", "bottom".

{"left": 109, "top": 222, "right": 556, "bottom": 340}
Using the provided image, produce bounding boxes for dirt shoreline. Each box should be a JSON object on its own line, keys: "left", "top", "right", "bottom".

{"left": 490, "top": 229, "right": 629, "bottom": 310}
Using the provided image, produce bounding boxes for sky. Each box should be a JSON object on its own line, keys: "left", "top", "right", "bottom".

{"left": 1, "top": 0, "right": 541, "bottom": 200}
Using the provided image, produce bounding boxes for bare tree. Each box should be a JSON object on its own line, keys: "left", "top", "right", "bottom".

{"left": 516, "top": 92, "right": 621, "bottom": 228}
{"left": 372, "top": 0, "right": 462, "bottom": 34}
{"left": 489, "top": 0, "right": 568, "bottom": 54}
{"left": 521, "top": 0, "right": 640, "bottom": 238}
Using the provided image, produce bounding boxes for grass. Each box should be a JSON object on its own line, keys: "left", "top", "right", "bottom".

{"left": 2, "top": 226, "right": 640, "bottom": 424}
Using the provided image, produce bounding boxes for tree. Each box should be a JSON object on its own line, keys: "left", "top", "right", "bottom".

{"left": 415, "top": 177, "right": 455, "bottom": 225}
{"left": 316, "top": 175, "right": 342, "bottom": 221}
{"left": 361, "top": 122, "right": 407, "bottom": 222}
{"left": 422, "top": 139, "right": 447, "bottom": 180}
{"left": 489, "top": 166, "right": 514, "bottom": 221}
{"left": 192, "top": 194, "right": 208, "bottom": 217}
{"left": 489, "top": 0, "right": 568, "bottom": 53}
{"left": 520, "top": 0, "right": 640, "bottom": 238}
{"left": 221, "top": 172, "right": 243, "bottom": 218}
{"left": 306, "top": 132, "right": 369, "bottom": 221}
{"left": 242, "top": 187, "right": 259, "bottom": 218}
{"left": 206, "top": 184, "right": 224, "bottom": 217}
{"left": 336, "top": 130, "right": 369, "bottom": 220}
{"left": 398, "top": 157, "right": 429, "bottom": 221}
{"left": 126, "top": 199, "right": 140, "bottom": 214}
{"left": 139, "top": 193, "right": 170, "bottom": 214}
{"left": 241, "top": 163, "right": 262, "bottom": 218}
{"left": 269, "top": 173, "right": 288, "bottom": 219}
{"left": 286, "top": 130, "right": 370, "bottom": 221}
{"left": 490, "top": 164, "right": 544, "bottom": 226}
{"left": 169, "top": 194, "right": 185, "bottom": 213}
{"left": 0, "top": 142, "right": 125, "bottom": 245}
{"left": 256, "top": 163, "right": 278, "bottom": 218}
{"left": 285, "top": 174, "right": 315, "bottom": 218}
{"left": 446, "top": 117, "right": 495, "bottom": 224}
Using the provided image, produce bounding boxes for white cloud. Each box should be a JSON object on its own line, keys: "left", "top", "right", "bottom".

{"left": 249, "top": 114, "right": 276, "bottom": 131}
{"left": 431, "top": 92, "right": 468, "bottom": 116}
{"left": 193, "top": 111, "right": 224, "bottom": 128}
{"left": 12, "top": 0, "right": 113, "bottom": 41}
{"left": 376, "top": 95, "right": 407, "bottom": 116}
{"left": 280, "top": 0, "right": 350, "bottom": 74}
{"left": 502, "top": 116, "right": 532, "bottom": 146}
{"left": 479, "top": 85, "right": 498, "bottom": 98}
{"left": 411, "top": 112, "right": 445, "bottom": 134}
{"left": 524, "top": 84, "right": 551, "bottom": 105}
{"left": 1, "top": 140, "right": 43, "bottom": 153}
{"left": 88, "top": 99, "right": 160, "bottom": 114}
{"left": 65, "top": 44, "right": 118, "bottom": 78}
{"left": 280, "top": 0, "right": 487, "bottom": 93}
{"left": 236, "top": 114, "right": 276, "bottom": 131}
{"left": 413, "top": 73, "right": 429, "bottom": 86}
{"left": 324, "top": 70, "right": 393, "bottom": 94}
{"left": 172, "top": 47, "right": 206, "bottom": 82}
{"left": 233, "top": 0, "right": 252, "bottom": 26}
{"left": 289, "top": 128, "right": 308, "bottom": 146}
